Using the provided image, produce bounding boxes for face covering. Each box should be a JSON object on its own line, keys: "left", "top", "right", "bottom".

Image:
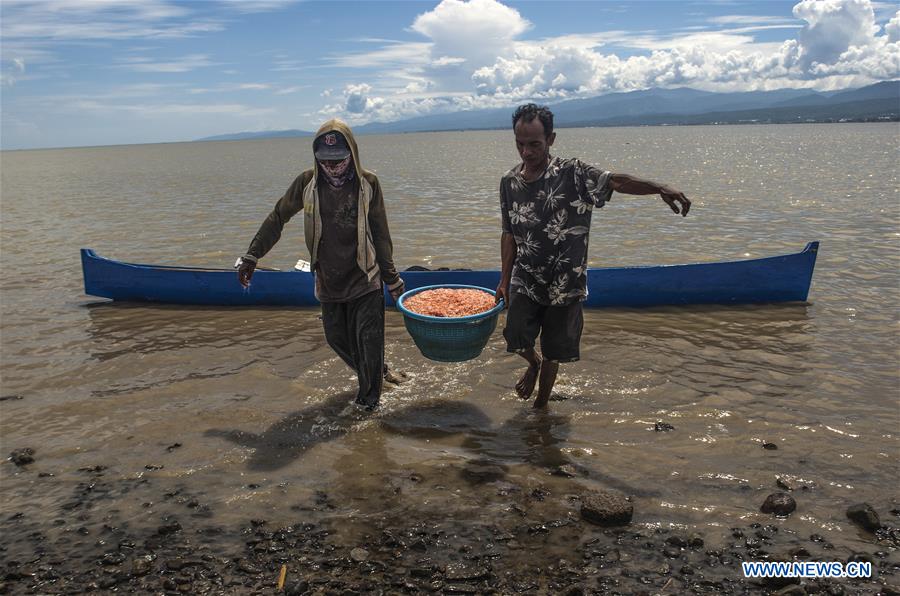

{"left": 318, "top": 156, "right": 355, "bottom": 188}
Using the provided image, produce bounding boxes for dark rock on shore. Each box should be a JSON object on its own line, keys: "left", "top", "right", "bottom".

{"left": 654, "top": 422, "right": 675, "bottom": 432}
{"left": 580, "top": 491, "right": 633, "bottom": 526}
{"left": 847, "top": 503, "right": 882, "bottom": 532}
{"left": 9, "top": 448, "right": 35, "bottom": 466}
{"left": 761, "top": 493, "right": 796, "bottom": 516}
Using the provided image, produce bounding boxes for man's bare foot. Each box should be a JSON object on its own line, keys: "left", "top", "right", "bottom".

{"left": 516, "top": 357, "right": 542, "bottom": 399}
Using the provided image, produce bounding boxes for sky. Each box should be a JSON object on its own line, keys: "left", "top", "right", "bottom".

{"left": 1, "top": 0, "right": 898, "bottom": 150}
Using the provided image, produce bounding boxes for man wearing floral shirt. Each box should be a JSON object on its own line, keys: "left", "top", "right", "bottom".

{"left": 497, "top": 103, "right": 691, "bottom": 409}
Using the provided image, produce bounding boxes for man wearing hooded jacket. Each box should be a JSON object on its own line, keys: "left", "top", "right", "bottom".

{"left": 236, "top": 119, "right": 405, "bottom": 410}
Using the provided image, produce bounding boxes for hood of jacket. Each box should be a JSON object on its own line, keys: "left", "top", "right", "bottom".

{"left": 311, "top": 118, "right": 364, "bottom": 183}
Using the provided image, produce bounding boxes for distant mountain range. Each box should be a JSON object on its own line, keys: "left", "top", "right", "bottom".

{"left": 196, "top": 80, "right": 899, "bottom": 142}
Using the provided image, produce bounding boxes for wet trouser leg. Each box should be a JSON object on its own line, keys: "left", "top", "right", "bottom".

{"left": 321, "top": 290, "right": 385, "bottom": 408}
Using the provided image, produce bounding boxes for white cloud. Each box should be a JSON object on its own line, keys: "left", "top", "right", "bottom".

{"left": 344, "top": 83, "right": 376, "bottom": 113}
{"left": 274, "top": 85, "right": 305, "bottom": 95}
{"left": 884, "top": 11, "right": 900, "bottom": 42}
{"left": 469, "top": 0, "right": 900, "bottom": 100}
{"left": 118, "top": 54, "right": 215, "bottom": 73}
{"left": 320, "top": 0, "right": 898, "bottom": 126}
{"left": 433, "top": 56, "right": 467, "bottom": 67}
{"left": 214, "top": 0, "right": 299, "bottom": 14}
{"left": 410, "top": 0, "right": 531, "bottom": 90}
{"left": 793, "top": 0, "right": 881, "bottom": 67}
{"left": 325, "top": 41, "right": 431, "bottom": 70}
{"left": 708, "top": 15, "right": 798, "bottom": 26}
{"left": 0, "top": 1, "right": 222, "bottom": 41}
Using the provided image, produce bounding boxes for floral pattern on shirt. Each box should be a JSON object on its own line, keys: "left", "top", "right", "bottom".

{"left": 500, "top": 156, "right": 612, "bottom": 305}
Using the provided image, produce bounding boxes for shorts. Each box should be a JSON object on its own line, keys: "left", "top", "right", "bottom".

{"left": 503, "top": 292, "right": 583, "bottom": 363}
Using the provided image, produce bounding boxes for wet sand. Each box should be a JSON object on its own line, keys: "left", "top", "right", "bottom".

{"left": 3, "top": 392, "right": 898, "bottom": 595}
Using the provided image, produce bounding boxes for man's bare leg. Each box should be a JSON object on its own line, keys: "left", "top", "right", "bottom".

{"left": 515, "top": 348, "right": 542, "bottom": 399}
{"left": 532, "top": 360, "right": 559, "bottom": 409}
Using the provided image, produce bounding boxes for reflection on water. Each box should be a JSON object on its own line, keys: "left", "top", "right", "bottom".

{"left": 85, "top": 302, "right": 321, "bottom": 361}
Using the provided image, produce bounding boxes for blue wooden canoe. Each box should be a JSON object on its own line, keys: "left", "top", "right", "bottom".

{"left": 81, "top": 242, "right": 818, "bottom": 307}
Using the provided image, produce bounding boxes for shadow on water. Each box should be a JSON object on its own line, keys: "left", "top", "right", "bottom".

{"left": 458, "top": 410, "right": 571, "bottom": 470}
{"left": 206, "top": 394, "right": 652, "bottom": 496}
{"left": 205, "top": 394, "right": 494, "bottom": 472}
{"left": 459, "top": 411, "right": 653, "bottom": 496}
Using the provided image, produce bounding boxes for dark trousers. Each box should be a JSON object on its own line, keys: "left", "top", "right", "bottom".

{"left": 320, "top": 290, "right": 385, "bottom": 407}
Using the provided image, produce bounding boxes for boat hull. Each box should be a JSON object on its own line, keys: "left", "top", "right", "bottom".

{"left": 81, "top": 242, "right": 818, "bottom": 308}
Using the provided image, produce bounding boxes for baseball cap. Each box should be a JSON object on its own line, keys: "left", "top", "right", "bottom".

{"left": 314, "top": 131, "right": 351, "bottom": 160}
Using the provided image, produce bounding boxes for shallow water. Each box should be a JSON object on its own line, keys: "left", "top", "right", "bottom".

{"left": 1, "top": 124, "right": 898, "bottom": 588}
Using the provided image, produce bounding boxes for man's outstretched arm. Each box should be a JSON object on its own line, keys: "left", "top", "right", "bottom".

{"left": 609, "top": 173, "right": 691, "bottom": 216}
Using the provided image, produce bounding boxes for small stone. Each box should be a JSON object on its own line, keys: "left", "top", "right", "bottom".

{"left": 665, "top": 535, "right": 688, "bottom": 548}
{"left": 580, "top": 491, "right": 633, "bottom": 526}
{"left": 350, "top": 548, "right": 369, "bottom": 562}
{"left": 688, "top": 533, "right": 704, "bottom": 548}
{"left": 9, "top": 448, "right": 35, "bottom": 466}
{"left": 157, "top": 521, "right": 181, "bottom": 535}
{"left": 131, "top": 556, "right": 153, "bottom": 576}
{"left": 846, "top": 503, "right": 881, "bottom": 532}
{"left": 552, "top": 464, "right": 578, "bottom": 478}
{"left": 237, "top": 559, "right": 261, "bottom": 574}
{"left": 443, "top": 584, "right": 478, "bottom": 594}
{"left": 761, "top": 493, "right": 796, "bottom": 516}
{"left": 663, "top": 548, "right": 681, "bottom": 559}
{"left": 654, "top": 422, "right": 674, "bottom": 432}
{"left": 445, "top": 563, "right": 488, "bottom": 581}
{"left": 99, "top": 552, "right": 125, "bottom": 566}
{"left": 166, "top": 559, "right": 187, "bottom": 570}
{"left": 284, "top": 580, "right": 310, "bottom": 596}
{"left": 762, "top": 442, "right": 778, "bottom": 450}
{"left": 410, "top": 539, "right": 427, "bottom": 551}
{"left": 776, "top": 475, "right": 816, "bottom": 492}
{"left": 166, "top": 443, "right": 182, "bottom": 452}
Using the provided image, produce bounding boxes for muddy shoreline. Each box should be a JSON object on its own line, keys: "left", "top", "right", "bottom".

{"left": 3, "top": 454, "right": 897, "bottom": 595}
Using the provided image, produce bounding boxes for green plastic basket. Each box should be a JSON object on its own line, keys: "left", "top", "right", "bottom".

{"left": 396, "top": 285, "right": 505, "bottom": 362}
